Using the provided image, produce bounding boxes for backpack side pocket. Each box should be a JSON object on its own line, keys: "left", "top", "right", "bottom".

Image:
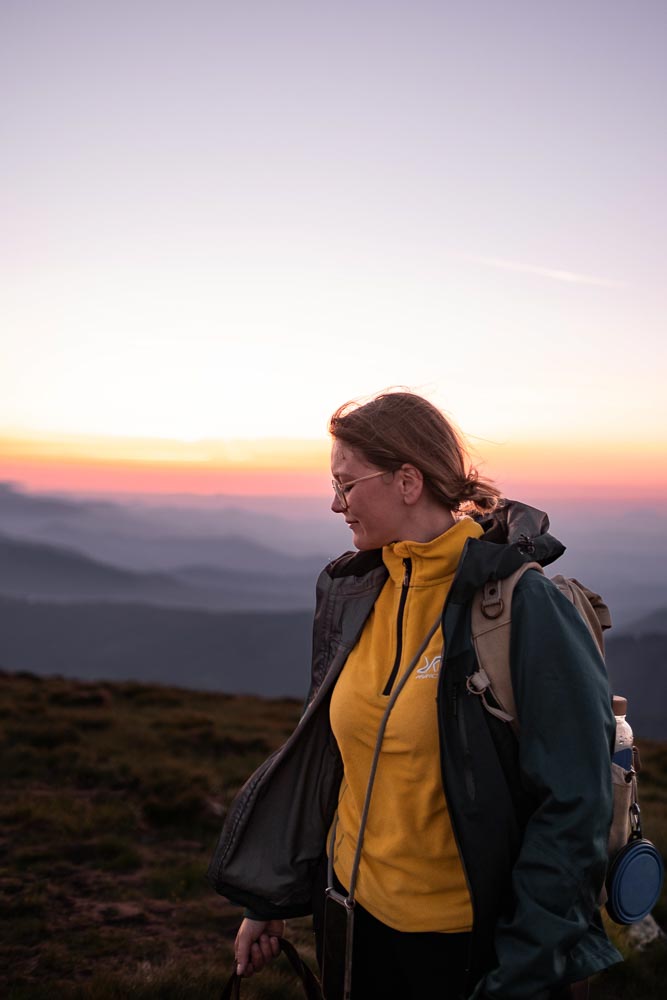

{"left": 608, "top": 762, "right": 634, "bottom": 858}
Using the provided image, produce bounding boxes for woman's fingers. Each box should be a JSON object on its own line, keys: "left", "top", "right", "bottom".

{"left": 269, "top": 934, "right": 281, "bottom": 957}
{"left": 234, "top": 919, "right": 285, "bottom": 977}
{"left": 250, "top": 933, "right": 277, "bottom": 969}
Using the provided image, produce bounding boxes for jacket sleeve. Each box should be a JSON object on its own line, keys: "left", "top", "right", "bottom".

{"left": 474, "top": 571, "right": 620, "bottom": 999}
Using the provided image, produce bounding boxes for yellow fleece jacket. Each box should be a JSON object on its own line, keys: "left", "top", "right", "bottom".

{"left": 329, "top": 516, "right": 483, "bottom": 932}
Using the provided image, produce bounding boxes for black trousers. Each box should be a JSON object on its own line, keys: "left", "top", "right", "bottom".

{"left": 311, "top": 867, "right": 589, "bottom": 1000}
{"left": 313, "top": 869, "right": 470, "bottom": 1000}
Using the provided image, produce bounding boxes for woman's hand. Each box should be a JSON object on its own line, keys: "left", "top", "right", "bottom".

{"left": 234, "top": 917, "right": 286, "bottom": 977}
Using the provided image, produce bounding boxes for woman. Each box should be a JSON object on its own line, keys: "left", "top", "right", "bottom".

{"left": 208, "top": 391, "right": 622, "bottom": 999}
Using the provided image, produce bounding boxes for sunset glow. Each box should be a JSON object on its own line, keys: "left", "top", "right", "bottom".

{"left": 2, "top": 432, "right": 664, "bottom": 504}
{"left": 1, "top": 5, "right": 665, "bottom": 507}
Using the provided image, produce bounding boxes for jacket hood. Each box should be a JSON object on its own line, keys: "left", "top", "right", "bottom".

{"left": 447, "top": 498, "right": 566, "bottom": 604}
{"left": 473, "top": 498, "right": 565, "bottom": 566}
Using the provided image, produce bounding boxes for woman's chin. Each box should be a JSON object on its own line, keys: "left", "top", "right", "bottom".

{"left": 351, "top": 528, "right": 375, "bottom": 551}
{"left": 350, "top": 526, "right": 365, "bottom": 549}
{"left": 348, "top": 521, "right": 389, "bottom": 551}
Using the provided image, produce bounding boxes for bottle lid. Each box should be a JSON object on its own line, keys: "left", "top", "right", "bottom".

{"left": 613, "top": 694, "right": 628, "bottom": 716}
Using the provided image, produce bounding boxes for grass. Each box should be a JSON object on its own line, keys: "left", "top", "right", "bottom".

{"left": 0, "top": 669, "right": 307, "bottom": 999}
{"left": 0, "top": 668, "right": 665, "bottom": 998}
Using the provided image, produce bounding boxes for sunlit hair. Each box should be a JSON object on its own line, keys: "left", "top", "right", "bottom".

{"left": 328, "top": 391, "right": 503, "bottom": 514}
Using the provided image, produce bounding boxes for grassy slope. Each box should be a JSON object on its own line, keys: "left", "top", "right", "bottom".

{"left": 1, "top": 670, "right": 665, "bottom": 999}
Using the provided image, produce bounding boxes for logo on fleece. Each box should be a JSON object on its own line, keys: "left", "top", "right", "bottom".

{"left": 415, "top": 653, "right": 441, "bottom": 679}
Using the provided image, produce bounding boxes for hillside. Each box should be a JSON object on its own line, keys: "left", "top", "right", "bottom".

{"left": 0, "top": 670, "right": 311, "bottom": 999}
{"left": 0, "top": 670, "right": 665, "bottom": 999}
{"left": 618, "top": 609, "right": 667, "bottom": 637}
{"left": 1, "top": 592, "right": 665, "bottom": 736}
{"left": 0, "top": 596, "right": 313, "bottom": 700}
{"left": 605, "top": 634, "right": 667, "bottom": 740}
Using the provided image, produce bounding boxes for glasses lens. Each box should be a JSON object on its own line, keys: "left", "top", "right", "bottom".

{"left": 334, "top": 482, "right": 348, "bottom": 508}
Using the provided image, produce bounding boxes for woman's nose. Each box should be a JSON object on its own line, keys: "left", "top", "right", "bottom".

{"left": 331, "top": 494, "right": 345, "bottom": 514}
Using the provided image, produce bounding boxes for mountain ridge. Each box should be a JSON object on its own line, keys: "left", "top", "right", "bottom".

{"left": 0, "top": 592, "right": 664, "bottom": 737}
{"left": 0, "top": 532, "right": 319, "bottom": 611}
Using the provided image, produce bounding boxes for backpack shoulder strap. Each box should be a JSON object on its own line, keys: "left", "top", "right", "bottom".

{"left": 468, "top": 561, "right": 544, "bottom": 735}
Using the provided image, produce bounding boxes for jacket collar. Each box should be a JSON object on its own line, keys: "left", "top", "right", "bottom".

{"left": 325, "top": 499, "right": 565, "bottom": 596}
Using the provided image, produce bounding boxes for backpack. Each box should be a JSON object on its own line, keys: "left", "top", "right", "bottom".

{"left": 467, "top": 560, "right": 664, "bottom": 926}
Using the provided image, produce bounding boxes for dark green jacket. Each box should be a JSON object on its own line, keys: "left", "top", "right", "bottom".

{"left": 207, "top": 500, "right": 622, "bottom": 998}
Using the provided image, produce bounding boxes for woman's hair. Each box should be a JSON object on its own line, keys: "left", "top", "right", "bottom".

{"left": 328, "top": 391, "right": 503, "bottom": 514}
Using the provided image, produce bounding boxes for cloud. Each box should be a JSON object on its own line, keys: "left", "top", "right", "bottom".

{"left": 461, "top": 254, "right": 625, "bottom": 289}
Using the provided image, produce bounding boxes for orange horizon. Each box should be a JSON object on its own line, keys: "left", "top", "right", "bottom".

{"left": 1, "top": 433, "right": 666, "bottom": 502}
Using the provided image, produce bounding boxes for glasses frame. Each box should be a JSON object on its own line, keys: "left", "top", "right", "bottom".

{"left": 331, "top": 470, "right": 389, "bottom": 511}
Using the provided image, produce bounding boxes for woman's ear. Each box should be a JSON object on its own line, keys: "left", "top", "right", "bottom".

{"left": 399, "top": 464, "right": 424, "bottom": 505}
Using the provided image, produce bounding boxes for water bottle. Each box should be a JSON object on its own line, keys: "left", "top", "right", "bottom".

{"left": 612, "top": 694, "right": 634, "bottom": 770}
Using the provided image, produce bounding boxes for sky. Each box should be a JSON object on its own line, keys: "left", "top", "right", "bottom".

{"left": 1, "top": 1, "right": 666, "bottom": 501}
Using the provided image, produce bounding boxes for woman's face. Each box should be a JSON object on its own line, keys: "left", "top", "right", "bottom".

{"left": 330, "top": 439, "right": 406, "bottom": 550}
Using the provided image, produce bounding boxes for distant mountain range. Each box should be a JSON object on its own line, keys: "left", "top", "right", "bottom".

{"left": 0, "top": 533, "right": 317, "bottom": 612}
{"left": 2, "top": 524, "right": 666, "bottom": 631}
{"left": 0, "top": 482, "right": 665, "bottom": 736}
{"left": 0, "top": 481, "right": 348, "bottom": 566}
{"left": 2, "top": 481, "right": 666, "bottom": 622}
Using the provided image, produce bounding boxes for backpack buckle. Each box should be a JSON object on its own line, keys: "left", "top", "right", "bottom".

{"left": 466, "top": 668, "right": 515, "bottom": 723}
{"left": 480, "top": 579, "right": 504, "bottom": 619}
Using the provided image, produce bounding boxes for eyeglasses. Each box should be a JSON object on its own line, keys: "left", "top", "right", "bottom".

{"left": 331, "top": 470, "right": 389, "bottom": 511}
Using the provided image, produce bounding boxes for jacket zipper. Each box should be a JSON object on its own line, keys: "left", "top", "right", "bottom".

{"left": 382, "top": 557, "right": 412, "bottom": 695}
{"left": 455, "top": 682, "right": 476, "bottom": 801}
{"left": 443, "top": 680, "right": 477, "bottom": 984}
{"left": 437, "top": 543, "right": 477, "bottom": 980}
